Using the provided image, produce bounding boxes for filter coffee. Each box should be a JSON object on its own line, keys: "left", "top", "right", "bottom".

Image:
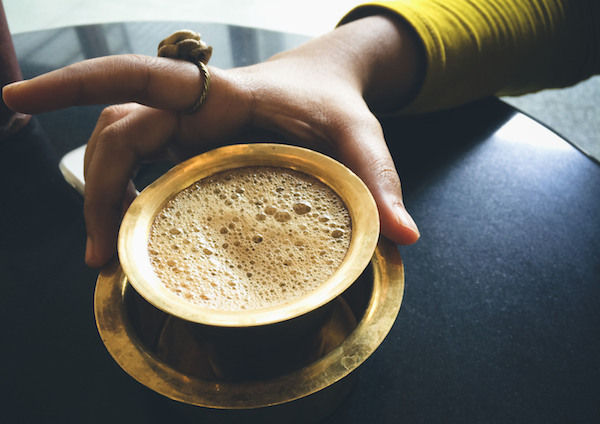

{"left": 147, "top": 166, "right": 351, "bottom": 311}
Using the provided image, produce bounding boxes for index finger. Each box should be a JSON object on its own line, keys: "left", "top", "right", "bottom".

{"left": 2, "top": 54, "right": 204, "bottom": 114}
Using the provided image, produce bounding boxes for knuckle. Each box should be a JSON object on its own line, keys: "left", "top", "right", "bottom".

{"left": 98, "top": 104, "right": 129, "bottom": 123}
{"left": 375, "top": 164, "right": 401, "bottom": 186}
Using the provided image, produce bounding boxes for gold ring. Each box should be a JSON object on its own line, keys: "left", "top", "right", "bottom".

{"left": 157, "top": 30, "right": 213, "bottom": 114}
{"left": 184, "top": 60, "right": 211, "bottom": 114}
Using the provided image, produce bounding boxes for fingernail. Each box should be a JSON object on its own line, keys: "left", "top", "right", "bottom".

{"left": 397, "top": 205, "right": 420, "bottom": 237}
{"left": 85, "top": 236, "right": 95, "bottom": 265}
{"left": 3, "top": 80, "right": 24, "bottom": 91}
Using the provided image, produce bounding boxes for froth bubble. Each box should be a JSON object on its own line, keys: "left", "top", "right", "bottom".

{"left": 293, "top": 202, "right": 311, "bottom": 215}
{"left": 274, "top": 211, "right": 292, "bottom": 222}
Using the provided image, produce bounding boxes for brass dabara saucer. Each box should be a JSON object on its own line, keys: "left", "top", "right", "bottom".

{"left": 95, "top": 237, "right": 404, "bottom": 423}
{"left": 94, "top": 144, "right": 405, "bottom": 422}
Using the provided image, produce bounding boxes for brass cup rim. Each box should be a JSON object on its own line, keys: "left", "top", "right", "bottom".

{"left": 117, "top": 143, "right": 380, "bottom": 327}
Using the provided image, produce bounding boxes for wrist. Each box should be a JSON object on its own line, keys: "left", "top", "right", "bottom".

{"left": 266, "top": 14, "right": 425, "bottom": 114}
{"left": 336, "top": 14, "right": 425, "bottom": 113}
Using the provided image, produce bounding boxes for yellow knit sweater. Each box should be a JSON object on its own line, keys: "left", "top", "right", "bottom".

{"left": 341, "top": 0, "right": 599, "bottom": 113}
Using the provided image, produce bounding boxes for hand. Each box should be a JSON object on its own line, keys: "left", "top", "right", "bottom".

{"left": 3, "top": 15, "right": 422, "bottom": 268}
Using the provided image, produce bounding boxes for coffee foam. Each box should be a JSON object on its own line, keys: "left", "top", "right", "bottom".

{"left": 148, "top": 166, "right": 351, "bottom": 311}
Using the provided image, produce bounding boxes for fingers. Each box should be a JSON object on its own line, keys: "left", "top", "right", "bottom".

{"left": 333, "top": 114, "right": 420, "bottom": 245}
{"left": 2, "top": 54, "right": 205, "bottom": 114}
{"left": 83, "top": 104, "right": 178, "bottom": 267}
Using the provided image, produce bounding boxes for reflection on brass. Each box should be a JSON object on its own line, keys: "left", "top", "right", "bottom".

{"left": 95, "top": 238, "right": 404, "bottom": 423}
{"left": 155, "top": 297, "right": 357, "bottom": 380}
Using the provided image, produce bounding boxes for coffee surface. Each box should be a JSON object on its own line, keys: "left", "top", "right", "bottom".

{"left": 148, "top": 166, "right": 351, "bottom": 311}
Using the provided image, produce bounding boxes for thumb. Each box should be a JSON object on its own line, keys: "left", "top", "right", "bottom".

{"left": 334, "top": 117, "right": 420, "bottom": 245}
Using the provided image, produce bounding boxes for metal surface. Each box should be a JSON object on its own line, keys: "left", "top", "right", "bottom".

{"left": 118, "top": 144, "right": 379, "bottom": 328}
{"left": 95, "top": 238, "right": 405, "bottom": 423}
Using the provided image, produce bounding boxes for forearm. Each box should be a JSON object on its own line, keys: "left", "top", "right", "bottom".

{"left": 0, "top": 0, "right": 30, "bottom": 138}
{"left": 343, "top": 0, "right": 600, "bottom": 114}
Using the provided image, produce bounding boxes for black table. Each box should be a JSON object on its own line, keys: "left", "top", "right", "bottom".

{"left": 2, "top": 22, "right": 599, "bottom": 424}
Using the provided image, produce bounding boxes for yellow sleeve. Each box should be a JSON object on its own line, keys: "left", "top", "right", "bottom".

{"left": 339, "top": 0, "right": 600, "bottom": 114}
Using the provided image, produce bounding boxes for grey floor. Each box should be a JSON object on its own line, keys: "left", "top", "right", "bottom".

{"left": 4, "top": 0, "right": 599, "bottom": 162}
